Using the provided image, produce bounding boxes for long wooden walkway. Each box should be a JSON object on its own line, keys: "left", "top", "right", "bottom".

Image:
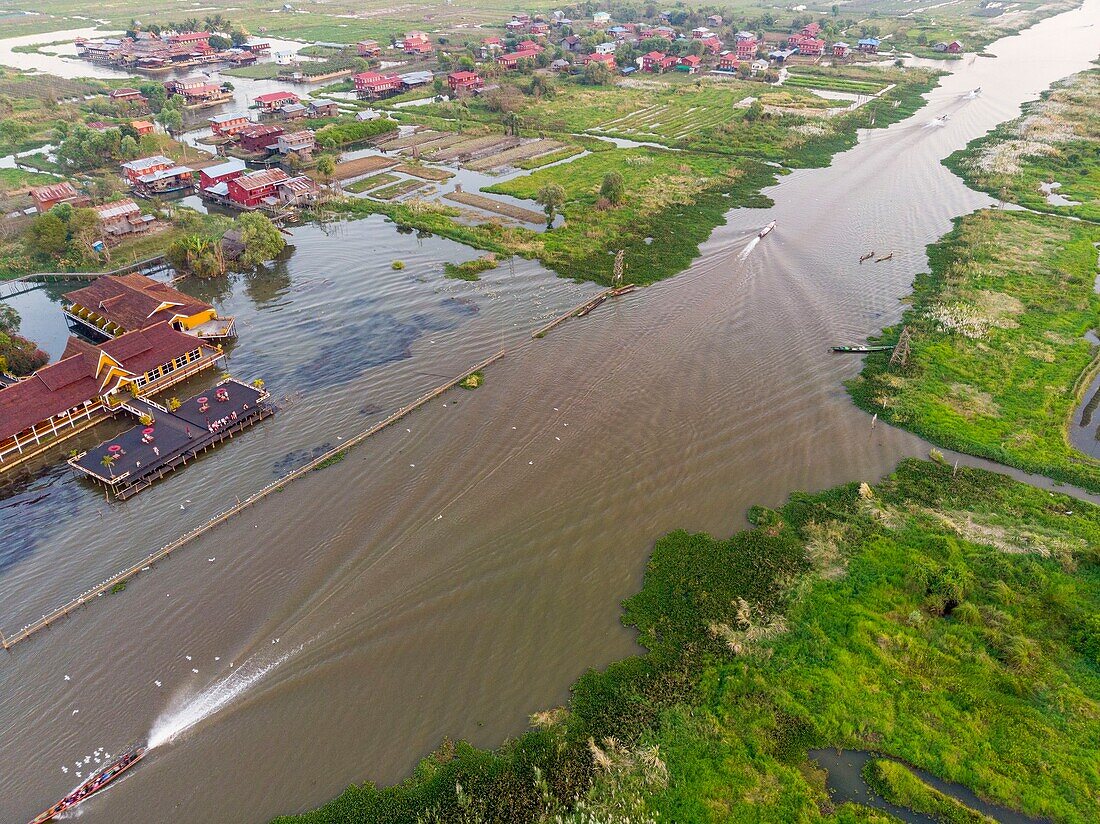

{"left": 1, "top": 350, "right": 504, "bottom": 651}
{"left": 1, "top": 273, "right": 641, "bottom": 653}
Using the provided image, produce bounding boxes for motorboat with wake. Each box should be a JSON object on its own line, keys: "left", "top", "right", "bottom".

{"left": 29, "top": 742, "right": 147, "bottom": 823}
{"left": 758, "top": 220, "right": 777, "bottom": 238}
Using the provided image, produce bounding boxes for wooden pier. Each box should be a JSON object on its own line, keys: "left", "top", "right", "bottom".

{"left": 1, "top": 351, "right": 504, "bottom": 652}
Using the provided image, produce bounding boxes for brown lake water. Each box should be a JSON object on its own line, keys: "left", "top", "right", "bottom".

{"left": 2, "top": 3, "right": 1099, "bottom": 820}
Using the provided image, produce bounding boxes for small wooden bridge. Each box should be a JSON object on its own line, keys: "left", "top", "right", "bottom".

{"left": 0, "top": 256, "right": 170, "bottom": 300}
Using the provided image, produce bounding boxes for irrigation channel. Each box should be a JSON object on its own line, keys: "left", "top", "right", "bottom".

{"left": 3, "top": 3, "right": 1100, "bottom": 820}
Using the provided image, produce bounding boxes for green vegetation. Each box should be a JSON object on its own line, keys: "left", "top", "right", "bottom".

{"left": 0, "top": 167, "right": 57, "bottom": 192}
{"left": 862, "top": 759, "right": 994, "bottom": 824}
{"left": 0, "top": 304, "right": 48, "bottom": 376}
{"left": 345, "top": 173, "right": 399, "bottom": 193}
{"left": 444, "top": 255, "right": 498, "bottom": 281}
{"left": 848, "top": 209, "right": 1100, "bottom": 491}
{"left": 391, "top": 260, "right": 405, "bottom": 270}
{"left": 486, "top": 146, "right": 776, "bottom": 284}
{"left": 314, "top": 117, "right": 398, "bottom": 149}
{"left": 110, "top": 581, "right": 127, "bottom": 594}
{"left": 313, "top": 449, "right": 348, "bottom": 470}
{"left": 275, "top": 459, "right": 1100, "bottom": 824}
{"left": 516, "top": 145, "right": 584, "bottom": 169}
{"left": 459, "top": 370, "right": 484, "bottom": 389}
{"left": 944, "top": 68, "right": 1099, "bottom": 222}
{"left": 371, "top": 179, "right": 427, "bottom": 200}
{"left": 233, "top": 212, "right": 287, "bottom": 269}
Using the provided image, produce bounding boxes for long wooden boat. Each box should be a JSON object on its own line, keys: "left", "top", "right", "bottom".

{"left": 29, "top": 743, "right": 147, "bottom": 823}
{"left": 831, "top": 345, "right": 894, "bottom": 354}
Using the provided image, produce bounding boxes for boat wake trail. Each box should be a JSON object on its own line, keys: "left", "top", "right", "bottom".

{"left": 738, "top": 236, "right": 761, "bottom": 261}
{"left": 147, "top": 646, "right": 300, "bottom": 750}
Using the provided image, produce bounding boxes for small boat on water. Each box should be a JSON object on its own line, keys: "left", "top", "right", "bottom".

{"left": 875, "top": 252, "right": 894, "bottom": 262}
{"left": 831, "top": 345, "right": 894, "bottom": 354}
{"left": 758, "top": 220, "right": 776, "bottom": 238}
{"left": 30, "top": 743, "right": 147, "bottom": 823}
{"left": 859, "top": 251, "right": 875, "bottom": 264}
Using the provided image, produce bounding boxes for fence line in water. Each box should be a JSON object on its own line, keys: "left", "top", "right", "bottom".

{"left": 1, "top": 350, "right": 504, "bottom": 652}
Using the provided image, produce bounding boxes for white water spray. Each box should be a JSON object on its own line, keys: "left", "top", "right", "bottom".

{"left": 147, "top": 647, "right": 298, "bottom": 750}
{"left": 738, "top": 236, "right": 762, "bottom": 261}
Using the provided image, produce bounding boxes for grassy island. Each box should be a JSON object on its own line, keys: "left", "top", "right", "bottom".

{"left": 944, "top": 67, "right": 1099, "bottom": 222}
{"left": 848, "top": 207, "right": 1100, "bottom": 492}
{"left": 274, "top": 459, "right": 1100, "bottom": 823}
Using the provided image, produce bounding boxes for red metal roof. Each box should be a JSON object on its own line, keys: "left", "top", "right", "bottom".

{"left": 64, "top": 274, "right": 212, "bottom": 333}
{"left": 0, "top": 323, "right": 204, "bottom": 440}
{"left": 233, "top": 168, "right": 290, "bottom": 191}
{"left": 30, "top": 182, "right": 79, "bottom": 203}
{"left": 255, "top": 91, "right": 299, "bottom": 104}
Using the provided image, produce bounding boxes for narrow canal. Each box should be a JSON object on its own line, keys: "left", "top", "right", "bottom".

{"left": 2, "top": 3, "right": 1099, "bottom": 820}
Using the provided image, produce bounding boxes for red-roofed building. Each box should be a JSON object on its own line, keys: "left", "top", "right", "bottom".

{"left": 109, "top": 87, "right": 145, "bottom": 103}
{"left": 120, "top": 155, "right": 174, "bottom": 185}
{"left": 227, "top": 168, "right": 291, "bottom": 209}
{"left": 735, "top": 32, "right": 759, "bottom": 60}
{"left": 29, "top": 182, "right": 90, "bottom": 213}
{"left": 356, "top": 39, "right": 381, "bottom": 57}
{"left": 168, "top": 31, "right": 212, "bottom": 46}
{"left": 198, "top": 158, "right": 247, "bottom": 191}
{"left": 354, "top": 71, "right": 402, "bottom": 99}
{"left": 801, "top": 22, "right": 822, "bottom": 37}
{"left": 63, "top": 273, "right": 229, "bottom": 340}
{"left": 254, "top": 91, "right": 299, "bottom": 112}
{"left": 497, "top": 49, "right": 542, "bottom": 69}
{"left": 798, "top": 37, "right": 825, "bottom": 55}
{"left": 718, "top": 51, "right": 739, "bottom": 72}
{"left": 641, "top": 51, "right": 677, "bottom": 72}
{"left": 237, "top": 124, "right": 284, "bottom": 153}
{"left": 699, "top": 35, "right": 723, "bottom": 54}
{"left": 130, "top": 119, "right": 155, "bottom": 135}
{"left": 0, "top": 323, "right": 223, "bottom": 473}
{"left": 679, "top": 54, "right": 702, "bottom": 72}
{"left": 209, "top": 112, "right": 250, "bottom": 136}
{"left": 583, "top": 52, "right": 617, "bottom": 69}
{"left": 403, "top": 31, "right": 433, "bottom": 55}
{"left": 447, "top": 70, "right": 484, "bottom": 94}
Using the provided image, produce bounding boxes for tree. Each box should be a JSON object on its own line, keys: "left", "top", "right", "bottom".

{"left": 207, "top": 34, "right": 231, "bottom": 50}
{"left": 69, "top": 208, "right": 104, "bottom": 262}
{"left": 535, "top": 183, "right": 565, "bottom": 227}
{"left": 600, "top": 171, "right": 625, "bottom": 206}
{"left": 0, "top": 304, "right": 18, "bottom": 335}
{"left": 140, "top": 82, "right": 167, "bottom": 113}
{"left": 233, "top": 212, "right": 286, "bottom": 269}
{"left": 120, "top": 134, "right": 138, "bottom": 159}
{"left": 583, "top": 60, "right": 613, "bottom": 86}
{"left": 166, "top": 234, "right": 225, "bottom": 277}
{"left": 230, "top": 29, "right": 249, "bottom": 47}
{"left": 26, "top": 212, "right": 67, "bottom": 258}
{"left": 315, "top": 154, "right": 336, "bottom": 183}
{"left": 100, "top": 454, "right": 117, "bottom": 478}
{"left": 157, "top": 107, "right": 183, "bottom": 136}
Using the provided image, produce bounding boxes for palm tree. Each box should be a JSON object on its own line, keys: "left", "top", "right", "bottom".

{"left": 101, "top": 454, "right": 117, "bottom": 478}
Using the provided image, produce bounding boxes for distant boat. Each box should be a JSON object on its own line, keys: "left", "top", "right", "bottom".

{"left": 859, "top": 251, "right": 875, "bottom": 263}
{"left": 758, "top": 220, "right": 776, "bottom": 238}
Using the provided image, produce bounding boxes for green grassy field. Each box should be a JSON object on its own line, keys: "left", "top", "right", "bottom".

{"left": 944, "top": 68, "right": 1099, "bottom": 222}
{"left": 848, "top": 209, "right": 1100, "bottom": 491}
{"left": 273, "top": 459, "right": 1100, "bottom": 823}
{"left": 0, "top": 167, "right": 58, "bottom": 192}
